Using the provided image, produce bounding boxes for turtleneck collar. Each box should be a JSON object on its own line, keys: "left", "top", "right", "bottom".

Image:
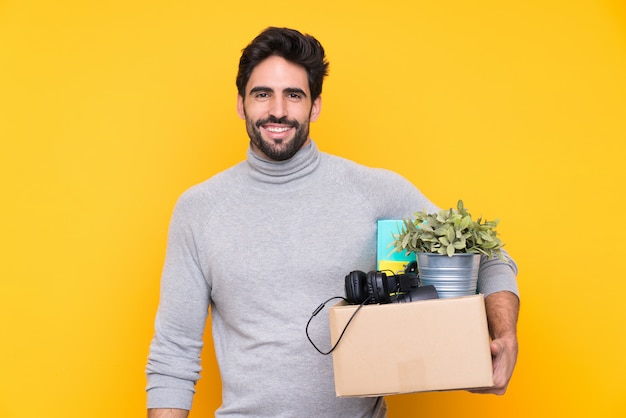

{"left": 246, "top": 140, "right": 321, "bottom": 186}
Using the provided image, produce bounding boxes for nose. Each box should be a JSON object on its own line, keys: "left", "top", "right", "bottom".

{"left": 269, "top": 96, "right": 287, "bottom": 119}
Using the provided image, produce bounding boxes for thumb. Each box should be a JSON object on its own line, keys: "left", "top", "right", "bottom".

{"left": 491, "top": 340, "right": 503, "bottom": 357}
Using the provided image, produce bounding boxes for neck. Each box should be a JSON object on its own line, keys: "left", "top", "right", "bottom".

{"left": 246, "top": 140, "right": 320, "bottom": 186}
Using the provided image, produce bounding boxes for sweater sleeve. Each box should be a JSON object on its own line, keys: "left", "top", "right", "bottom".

{"left": 477, "top": 249, "right": 519, "bottom": 298}
{"left": 146, "top": 190, "right": 211, "bottom": 410}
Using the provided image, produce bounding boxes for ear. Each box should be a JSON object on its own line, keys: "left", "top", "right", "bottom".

{"left": 236, "top": 94, "right": 245, "bottom": 120}
{"left": 310, "top": 96, "right": 322, "bottom": 122}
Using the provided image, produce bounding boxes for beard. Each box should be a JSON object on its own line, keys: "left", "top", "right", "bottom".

{"left": 245, "top": 114, "right": 311, "bottom": 162}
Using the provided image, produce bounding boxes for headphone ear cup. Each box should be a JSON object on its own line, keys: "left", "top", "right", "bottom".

{"left": 345, "top": 271, "right": 368, "bottom": 304}
{"left": 366, "top": 271, "right": 390, "bottom": 304}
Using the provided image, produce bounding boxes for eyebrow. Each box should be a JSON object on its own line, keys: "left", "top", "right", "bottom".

{"left": 249, "top": 86, "right": 308, "bottom": 98}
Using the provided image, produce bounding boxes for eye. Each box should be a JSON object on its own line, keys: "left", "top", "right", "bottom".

{"left": 255, "top": 92, "right": 270, "bottom": 99}
{"left": 287, "top": 93, "right": 302, "bottom": 101}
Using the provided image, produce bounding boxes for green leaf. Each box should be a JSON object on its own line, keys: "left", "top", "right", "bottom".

{"left": 459, "top": 215, "right": 471, "bottom": 230}
{"left": 446, "top": 225, "right": 455, "bottom": 242}
{"left": 453, "top": 238, "right": 467, "bottom": 250}
{"left": 479, "top": 231, "right": 494, "bottom": 242}
{"left": 420, "top": 223, "right": 434, "bottom": 232}
{"left": 434, "top": 227, "right": 447, "bottom": 237}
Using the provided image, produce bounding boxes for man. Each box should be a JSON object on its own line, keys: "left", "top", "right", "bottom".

{"left": 146, "top": 27, "right": 519, "bottom": 417}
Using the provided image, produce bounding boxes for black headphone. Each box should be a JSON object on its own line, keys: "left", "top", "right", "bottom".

{"left": 344, "top": 261, "right": 438, "bottom": 304}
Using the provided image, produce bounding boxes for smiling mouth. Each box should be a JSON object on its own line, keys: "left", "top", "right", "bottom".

{"left": 264, "top": 125, "right": 291, "bottom": 133}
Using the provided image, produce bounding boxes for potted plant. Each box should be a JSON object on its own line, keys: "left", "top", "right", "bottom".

{"left": 391, "top": 200, "right": 506, "bottom": 298}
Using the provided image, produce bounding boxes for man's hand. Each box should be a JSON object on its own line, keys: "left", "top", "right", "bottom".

{"left": 148, "top": 409, "right": 189, "bottom": 418}
{"left": 470, "top": 291, "right": 519, "bottom": 395}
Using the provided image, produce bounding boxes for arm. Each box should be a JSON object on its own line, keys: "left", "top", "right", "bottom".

{"left": 146, "top": 192, "right": 211, "bottom": 411}
{"left": 148, "top": 409, "right": 189, "bottom": 418}
{"left": 471, "top": 290, "right": 520, "bottom": 395}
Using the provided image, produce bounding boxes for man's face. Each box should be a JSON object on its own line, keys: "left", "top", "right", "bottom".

{"left": 237, "top": 55, "right": 321, "bottom": 161}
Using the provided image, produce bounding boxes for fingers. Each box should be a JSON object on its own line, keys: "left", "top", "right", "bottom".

{"left": 467, "top": 338, "right": 517, "bottom": 395}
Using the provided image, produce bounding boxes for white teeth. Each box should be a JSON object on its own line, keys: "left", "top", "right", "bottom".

{"left": 266, "top": 126, "right": 290, "bottom": 133}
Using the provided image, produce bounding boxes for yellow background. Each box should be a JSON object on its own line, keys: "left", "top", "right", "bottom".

{"left": 1, "top": 0, "right": 625, "bottom": 417}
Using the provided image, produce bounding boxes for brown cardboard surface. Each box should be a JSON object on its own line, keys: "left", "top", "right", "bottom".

{"left": 329, "top": 294, "right": 494, "bottom": 397}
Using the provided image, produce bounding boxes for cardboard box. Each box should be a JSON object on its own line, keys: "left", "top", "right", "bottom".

{"left": 377, "top": 220, "right": 415, "bottom": 272}
{"left": 329, "top": 294, "right": 493, "bottom": 397}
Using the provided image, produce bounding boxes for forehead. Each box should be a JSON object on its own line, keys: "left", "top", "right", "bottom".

{"left": 245, "top": 55, "right": 310, "bottom": 95}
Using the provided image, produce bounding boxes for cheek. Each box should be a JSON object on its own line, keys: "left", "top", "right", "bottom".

{"left": 242, "top": 102, "right": 267, "bottom": 120}
{"left": 290, "top": 104, "right": 313, "bottom": 121}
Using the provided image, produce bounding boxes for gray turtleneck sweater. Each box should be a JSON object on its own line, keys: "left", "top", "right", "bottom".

{"left": 146, "top": 141, "right": 518, "bottom": 417}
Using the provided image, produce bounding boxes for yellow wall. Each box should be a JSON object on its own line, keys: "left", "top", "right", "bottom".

{"left": 1, "top": 1, "right": 625, "bottom": 417}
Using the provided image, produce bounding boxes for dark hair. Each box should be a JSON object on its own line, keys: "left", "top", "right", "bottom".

{"left": 236, "top": 27, "right": 329, "bottom": 101}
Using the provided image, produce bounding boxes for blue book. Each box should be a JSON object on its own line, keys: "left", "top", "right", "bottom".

{"left": 377, "top": 220, "right": 416, "bottom": 273}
